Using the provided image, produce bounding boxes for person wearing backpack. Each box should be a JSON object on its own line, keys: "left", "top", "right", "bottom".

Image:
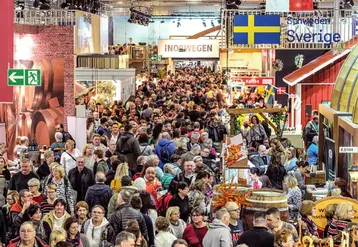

{"left": 155, "top": 132, "right": 176, "bottom": 169}
{"left": 116, "top": 123, "right": 141, "bottom": 173}
{"left": 50, "top": 132, "right": 66, "bottom": 163}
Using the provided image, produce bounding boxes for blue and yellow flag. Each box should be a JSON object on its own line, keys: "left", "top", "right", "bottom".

{"left": 265, "top": 84, "right": 276, "bottom": 104}
{"left": 233, "top": 15, "right": 281, "bottom": 45}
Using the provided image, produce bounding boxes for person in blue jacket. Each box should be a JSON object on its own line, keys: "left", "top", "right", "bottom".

{"left": 155, "top": 132, "right": 177, "bottom": 169}
{"left": 307, "top": 136, "right": 318, "bottom": 166}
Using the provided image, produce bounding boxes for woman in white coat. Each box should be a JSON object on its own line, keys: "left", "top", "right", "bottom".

{"left": 154, "top": 216, "right": 177, "bottom": 247}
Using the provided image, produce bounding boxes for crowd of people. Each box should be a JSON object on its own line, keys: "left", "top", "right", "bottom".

{"left": 0, "top": 66, "right": 351, "bottom": 247}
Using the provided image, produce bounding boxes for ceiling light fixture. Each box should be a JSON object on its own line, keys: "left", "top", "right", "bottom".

{"left": 202, "top": 20, "right": 206, "bottom": 27}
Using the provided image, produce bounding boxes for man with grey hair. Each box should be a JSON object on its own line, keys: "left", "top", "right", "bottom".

{"left": 181, "top": 144, "right": 201, "bottom": 167}
{"left": 84, "top": 172, "right": 112, "bottom": 214}
{"left": 50, "top": 132, "right": 65, "bottom": 163}
{"left": 249, "top": 145, "right": 270, "bottom": 175}
{"left": 110, "top": 190, "right": 148, "bottom": 241}
{"left": 203, "top": 208, "right": 233, "bottom": 247}
{"left": 187, "top": 131, "right": 201, "bottom": 151}
{"left": 115, "top": 231, "right": 136, "bottom": 247}
{"left": 155, "top": 131, "right": 176, "bottom": 169}
{"left": 237, "top": 212, "right": 274, "bottom": 247}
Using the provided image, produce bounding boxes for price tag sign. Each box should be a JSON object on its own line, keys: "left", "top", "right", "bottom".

{"left": 339, "top": 147, "right": 358, "bottom": 153}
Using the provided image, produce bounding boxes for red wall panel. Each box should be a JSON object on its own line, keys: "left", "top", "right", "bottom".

{"left": 0, "top": 0, "right": 14, "bottom": 102}
{"left": 299, "top": 56, "right": 346, "bottom": 126}
{"left": 301, "top": 85, "right": 334, "bottom": 126}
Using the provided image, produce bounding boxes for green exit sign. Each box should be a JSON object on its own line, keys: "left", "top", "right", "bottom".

{"left": 8, "top": 69, "right": 41, "bottom": 86}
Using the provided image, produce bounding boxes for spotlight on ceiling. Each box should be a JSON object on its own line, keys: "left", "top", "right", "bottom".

{"left": 211, "top": 20, "right": 215, "bottom": 27}
{"left": 177, "top": 19, "right": 181, "bottom": 27}
{"left": 202, "top": 20, "right": 206, "bottom": 27}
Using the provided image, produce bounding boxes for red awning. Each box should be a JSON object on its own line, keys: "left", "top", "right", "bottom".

{"left": 283, "top": 37, "right": 358, "bottom": 86}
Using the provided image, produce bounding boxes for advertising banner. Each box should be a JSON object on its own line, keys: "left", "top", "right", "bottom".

{"left": 230, "top": 76, "right": 275, "bottom": 86}
{"left": 158, "top": 39, "right": 219, "bottom": 58}
{"left": 313, "top": 197, "right": 358, "bottom": 230}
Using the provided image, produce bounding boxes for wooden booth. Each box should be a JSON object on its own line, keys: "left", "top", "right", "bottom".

{"left": 318, "top": 43, "right": 358, "bottom": 180}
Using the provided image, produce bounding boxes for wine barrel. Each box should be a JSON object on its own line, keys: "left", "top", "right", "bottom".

{"left": 19, "top": 112, "right": 33, "bottom": 139}
{"left": 331, "top": 45, "right": 358, "bottom": 111}
{"left": 24, "top": 59, "right": 64, "bottom": 111}
{"left": 31, "top": 107, "right": 64, "bottom": 146}
{"left": 242, "top": 189, "right": 288, "bottom": 231}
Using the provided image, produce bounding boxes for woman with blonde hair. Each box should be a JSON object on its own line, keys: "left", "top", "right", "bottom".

{"left": 44, "top": 164, "right": 74, "bottom": 214}
{"left": 166, "top": 206, "right": 187, "bottom": 239}
{"left": 60, "top": 140, "right": 81, "bottom": 175}
{"left": 82, "top": 144, "right": 95, "bottom": 171}
{"left": 49, "top": 229, "right": 67, "bottom": 247}
{"left": 284, "top": 147, "right": 298, "bottom": 172}
{"left": 327, "top": 202, "right": 354, "bottom": 246}
{"left": 284, "top": 175, "right": 302, "bottom": 220}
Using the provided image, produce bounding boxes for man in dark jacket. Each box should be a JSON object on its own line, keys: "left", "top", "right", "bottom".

{"left": 84, "top": 172, "right": 113, "bottom": 215}
{"left": 110, "top": 190, "right": 148, "bottom": 241}
{"left": 68, "top": 157, "right": 95, "bottom": 202}
{"left": 237, "top": 212, "right": 274, "bottom": 247}
{"left": 116, "top": 123, "right": 141, "bottom": 173}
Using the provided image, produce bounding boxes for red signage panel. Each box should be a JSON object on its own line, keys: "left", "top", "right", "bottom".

{"left": 231, "top": 77, "right": 275, "bottom": 86}
{"left": 0, "top": 0, "right": 14, "bottom": 103}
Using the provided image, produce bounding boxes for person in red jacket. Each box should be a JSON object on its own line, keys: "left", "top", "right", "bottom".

{"left": 182, "top": 207, "right": 208, "bottom": 247}
{"left": 8, "top": 221, "right": 49, "bottom": 247}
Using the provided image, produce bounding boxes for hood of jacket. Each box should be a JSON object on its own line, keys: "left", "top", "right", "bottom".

{"left": 120, "top": 132, "right": 134, "bottom": 142}
{"left": 90, "top": 183, "right": 111, "bottom": 196}
{"left": 10, "top": 202, "right": 23, "bottom": 213}
{"left": 209, "top": 218, "right": 231, "bottom": 231}
{"left": 121, "top": 185, "right": 140, "bottom": 194}
{"left": 157, "top": 139, "right": 171, "bottom": 147}
{"left": 89, "top": 217, "right": 110, "bottom": 229}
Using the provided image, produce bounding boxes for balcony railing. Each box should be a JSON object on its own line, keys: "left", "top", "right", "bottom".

{"left": 14, "top": 10, "right": 76, "bottom": 26}
{"left": 221, "top": 9, "right": 358, "bottom": 50}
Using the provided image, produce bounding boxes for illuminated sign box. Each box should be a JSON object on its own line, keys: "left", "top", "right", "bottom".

{"left": 158, "top": 39, "right": 220, "bottom": 58}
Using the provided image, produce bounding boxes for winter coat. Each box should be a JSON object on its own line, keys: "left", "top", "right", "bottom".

{"left": 84, "top": 183, "right": 113, "bottom": 214}
{"left": 36, "top": 162, "right": 51, "bottom": 181}
{"left": 168, "top": 194, "right": 190, "bottom": 223}
{"left": 68, "top": 167, "right": 95, "bottom": 202}
{"left": 81, "top": 218, "right": 115, "bottom": 247}
{"left": 106, "top": 186, "right": 140, "bottom": 219}
{"left": 154, "top": 139, "right": 176, "bottom": 168}
{"left": 139, "top": 143, "right": 153, "bottom": 156}
{"left": 116, "top": 132, "right": 141, "bottom": 171}
{"left": 44, "top": 176, "right": 74, "bottom": 213}
{"left": 93, "top": 159, "right": 109, "bottom": 176}
{"left": 266, "top": 165, "right": 287, "bottom": 190}
{"left": 109, "top": 204, "right": 148, "bottom": 240}
{"left": 42, "top": 210, "right": 71, "bottom": 231}
{"left": 237, "top": 226, "right": 274, "bottom": 247}
{"left": 202, "top": 219, "right": 233, "bottom": 247}
{"left": 154, "top": 231, "right": 177, "bottom": 247}
{"left": 8, "top": 236, "right": 49, "bottom": 247}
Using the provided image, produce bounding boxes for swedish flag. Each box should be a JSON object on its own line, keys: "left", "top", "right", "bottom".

{"left": 233, "top": 15, "right": 281, "bottom": 45}
{"left": 265, "top": 84, "right": 276, "bottom": 104}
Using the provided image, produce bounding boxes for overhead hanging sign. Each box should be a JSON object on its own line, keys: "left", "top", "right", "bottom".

{"left": 230, "top": 76, "right": 275, "bottom": 86}
{"left": 158, "top": 39, "right": 220, "bottom": 58}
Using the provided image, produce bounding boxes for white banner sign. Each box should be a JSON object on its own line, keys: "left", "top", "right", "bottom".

{"left": 339, "top": 147, "right": 358, "bottom": 153}
{"left": 158, "top": 39, "right": 220, "bottom": 58}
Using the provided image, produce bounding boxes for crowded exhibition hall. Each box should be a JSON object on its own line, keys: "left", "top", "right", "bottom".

{"left": 2, "top": 0, "right": 358, "bottom": 246}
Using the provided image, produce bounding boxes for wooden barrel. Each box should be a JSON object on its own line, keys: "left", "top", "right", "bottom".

{"left": 24, "top": 59, "right": 64, "bottom": 111}
{"left": 31, "top": 107, "right": 64, "bottom": 146}
{"left": 331, "top": 46, "right": 358, "bottom": 111}
{"left": 242, "top": 190, "right": 288, "bottom": 231}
